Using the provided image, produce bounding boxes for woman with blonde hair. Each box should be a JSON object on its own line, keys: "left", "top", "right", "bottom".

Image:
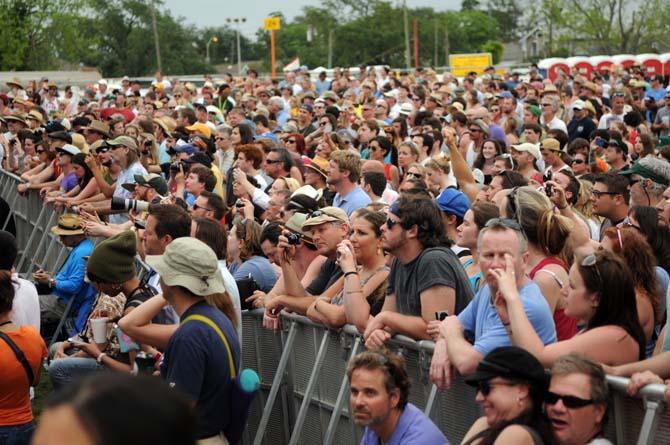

{"left": 397, "top": 140, "right": 420, "bottom": 180}
{"left": 503, "top": 186, "right": 577, "bottom": 340}
{"left": 138, "top": 133, "right": 161, "bottom": 174}
{"left": 424, "top": 155, "right": 451, "bottom": 195}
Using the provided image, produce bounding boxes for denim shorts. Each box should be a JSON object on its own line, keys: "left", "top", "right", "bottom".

{"left": 0, "top": 421, "right": 35, "bottom": 445}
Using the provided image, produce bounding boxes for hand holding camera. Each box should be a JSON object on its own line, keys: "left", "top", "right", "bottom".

{"left": 277, "top": 230, "right": 298, "bottom": 265}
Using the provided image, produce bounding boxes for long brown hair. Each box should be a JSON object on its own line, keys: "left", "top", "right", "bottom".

{"left": 204, "top": 293, "right": 237, "bottom": 328}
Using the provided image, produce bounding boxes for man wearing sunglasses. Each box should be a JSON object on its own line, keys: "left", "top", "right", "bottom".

{"left": 364, "top": 196, "right": 473, "bottom": 350}
{"left": 546, "top": 354, "right": 611, "bottom": 445}
{"left": 592, "top": 173, "right": 629, "bottom": 241}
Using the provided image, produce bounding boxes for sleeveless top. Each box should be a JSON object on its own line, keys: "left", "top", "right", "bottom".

{"left": 384, "top": 163, "right": 391, "bottom": 181}
{"left": 529, "top": 257, "right": 577, "bottom": 341}
{"left": 463, "top": 258, "right": 482, "bottom": 293}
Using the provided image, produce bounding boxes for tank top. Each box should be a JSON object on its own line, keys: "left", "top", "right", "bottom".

{"left": 384, "top": 163, "right": 391, "bottom": 181}
{"left": 462, "top": 258, "right": 482, "bottom": 293}
{"left": 529, "top": 257, "right": 577, "bottom": 341}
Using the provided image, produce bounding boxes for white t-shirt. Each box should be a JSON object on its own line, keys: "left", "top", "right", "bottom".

{"left": 545, "top": 116, "right": 568, "bottom": 134}
{"left": 10, "top": 273, "right": 40, "bottom": 330}
{"left": 109, "top": 162, "right": 147, "bottom": 224}
{"left": 218, "top": 260, "right": 242, "bottom": 341}
{"left": 598, "top": 112, "right": 626, "bottom": 130}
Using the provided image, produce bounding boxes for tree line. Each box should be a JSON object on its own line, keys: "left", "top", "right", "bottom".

{"left": 0, "top": 0, "right": 666, "bottom": 77}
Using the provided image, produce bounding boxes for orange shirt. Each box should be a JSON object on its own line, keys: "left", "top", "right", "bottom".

{"left": 0, "top": 326, "right": 47, "bottom": 425}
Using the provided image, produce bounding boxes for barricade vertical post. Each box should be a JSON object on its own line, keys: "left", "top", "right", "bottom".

{"left": 288, "top": 328, "right": 330, "bottom": 445}
{"left": 253, "top": 322, "right": 297, "bottom": 445}
{"left": 16, "top": 204, "right": 50, "bottom": 273}
{"left": 323, "top": 335, "right": 361, "bottom": 445}
{"left": 637, "top": 399, "right": 665, "bottom": 445}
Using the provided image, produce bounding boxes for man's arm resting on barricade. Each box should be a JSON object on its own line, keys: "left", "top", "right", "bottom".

{"left": 265, "top": 294, "right": 315, "bottom": 316}
{"left": 441, "top": 315, "right": 483, "bottom": 376}
{"left": 606, "top": 350, "right": 670, "bottom": 379}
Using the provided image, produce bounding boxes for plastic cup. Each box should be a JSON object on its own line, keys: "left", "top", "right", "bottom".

{"left": 90, "top": 317, "right": 109, "bottom": 343}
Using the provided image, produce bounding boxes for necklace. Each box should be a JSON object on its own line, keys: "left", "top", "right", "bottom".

{"left": 0, "top": 320, "right": 12, "bottom": 328}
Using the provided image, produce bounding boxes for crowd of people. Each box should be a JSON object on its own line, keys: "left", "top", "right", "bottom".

{"left": 1, "top": 63, "right": 670, "bottom": 444}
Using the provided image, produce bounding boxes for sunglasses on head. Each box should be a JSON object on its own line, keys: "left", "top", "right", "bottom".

{"left": 484, "top": 217, "right": 523, "bottom": 232}
{"left": 545, "top": 391, "right": 595, "bottom": 409}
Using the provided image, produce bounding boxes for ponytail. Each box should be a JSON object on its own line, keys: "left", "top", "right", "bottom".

{"left": 0, "top": 270, "right": 15, "bottom": 314}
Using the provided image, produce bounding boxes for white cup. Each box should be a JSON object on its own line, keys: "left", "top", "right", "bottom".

{"left": 90, "top": 317, "right": 109, "bottom": 343}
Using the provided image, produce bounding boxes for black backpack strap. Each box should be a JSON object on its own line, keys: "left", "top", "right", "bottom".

{"left": 0, "top": 331, "right": 35, "bottom": 385}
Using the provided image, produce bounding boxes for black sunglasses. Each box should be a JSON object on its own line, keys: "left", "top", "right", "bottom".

{"left": 192, "top": 203, "right": 214, "bottom": 212}
{"left": 571, "top": 159, "right": 585, "bottom": 165}
{"left": 385, "top": 217, "right": 400, "bottom": 230}
{"left": 545, "top": 391, "right": 595, "bottom": 409}
{"left": 266, "top": 159, "right": 282, "bottom": 164}
{"left": 476, "top": 379, "right": 516, "bottom": 397}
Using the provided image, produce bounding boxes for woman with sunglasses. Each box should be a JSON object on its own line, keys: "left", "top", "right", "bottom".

{"left": 397, "top": 141, "right": 419, "bottom": 182}
{"left": 368, "top": 136, "right": 400, "bottom": 191}
{"left": 495, "top": 249, "right": 646, "bottom": 367}
{"left": 601, "top": 226, "right": 660, "bottom": 355}
{"left": 306, "top": 209, "right": 389, "bottom": 331}
{"left": 462, "top": 346, "right": 553, "bottom": 445}
{"left": 403, "top": 163, "right": 426, "bottom": 187}
{"left": 20, "top": 142, "right": 55, "bottom": 183}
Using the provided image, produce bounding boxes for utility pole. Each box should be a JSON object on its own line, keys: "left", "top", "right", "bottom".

{"left": 444, "top": 26, "right": 450, "bottom": 70}
{"left": 403, "top": 0, "right": 410, "bottom": 69}
{"left": 226, "top": 17, "right": 246, "bottom": 75}
{"left": 150, "top": 0, "right": 162, "bottom": 73}
{"left": 434, "top": 20, "right": 438, "bottom": 67}
{"left": 413, "top": 18, "right": 419, "bottom": 69}
{"left": 328, "top": 28, "right": 334, "bottom": 69}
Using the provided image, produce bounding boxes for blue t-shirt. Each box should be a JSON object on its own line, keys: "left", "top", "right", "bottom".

{"left": 61, "top": 172, "right": 78, "bottom": 193}
{"left": 229, "top": 255, "right": 277, "bottom": 293}
{"left": 360, "top": 403, "right": 448, "bottom": 445}
{"left": 161, "top": 300, "right": 240, "bottom": 439}
{"left": 333, "top": 186, "right": 372, "bottom": 216}
{"left": 458, "top": 281, "right": 557, "bottom": 356}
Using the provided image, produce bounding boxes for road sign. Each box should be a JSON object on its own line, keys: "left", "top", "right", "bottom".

{"left": 264, "top": 17, "right": 281, "bottom": 31}
{"left": 449, "top": 53, "right": 492, "bottom": 77}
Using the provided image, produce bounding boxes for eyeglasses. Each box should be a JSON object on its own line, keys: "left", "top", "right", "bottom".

{"left": 545, "top": 391, "right": 595, "bottom": 409}
{"left": 580, "top": 253, "right": 603, "bottom": 288}
{"left": 319, "top": 122, "right": 328, "bottom": 127}
{"left": 621, "top": 217, "right": 641, "bottom": 231}
{"left": 469, "top": 128, "right": 481, "bottom": 133}
{"left": 477, "top": 380, "right": 516, "bottom": 397}
{"left": 192, "top": 203, "right": 214, "bottom": 212}
{"left": 286, "top": 140, "right": 296, "bottom": 144}
{"left": 484, "top": 217, "right": 523, "bottom": 232}
{"left": 266, "top": 159, "right": 282, "bottom": 164}
{"left": 571, "top": 159, "right": 585, "bottom": 165}
{"left": 385, "top": 217, "right": 400, "bottom": 230}
{"left": 591, "top": 190, "right": 618, "bottom": 198}
{"left": 407, "top": 172, "right": 423, "bottom": 179}
{"left": 540, "top": 103, "right": 552, "bottom": 107}
{"left": 215, "top": 137, "right": 226, "bottom": 142}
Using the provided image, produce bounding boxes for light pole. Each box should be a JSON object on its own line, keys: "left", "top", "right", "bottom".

{"left": 226, "top": 17, "right": 246, "bottom": 75}
{"left": 206, "top": 36, "right": 218, "bottom": 64}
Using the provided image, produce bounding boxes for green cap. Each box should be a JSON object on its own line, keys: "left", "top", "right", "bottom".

{"left": 619, "top": 159, "right": 670, "bottom": 186}
{"left": 528, "top": 105, "right": 541, "bottom": 118}
{"left": 87, "top": 231, "right": 137, "bottom": 284}
{"left": 145, "top": 238, "right": 224, "bottom": 296}
{"left": 121, "top": 173, "right": 168, "bottom": 196}
{"left": 106, "top": 135, "right": 138, "bottom": 151}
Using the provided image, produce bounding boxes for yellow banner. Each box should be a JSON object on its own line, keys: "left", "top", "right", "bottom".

{"left": 449, "top": 53, "right": 492, "bottom": 77}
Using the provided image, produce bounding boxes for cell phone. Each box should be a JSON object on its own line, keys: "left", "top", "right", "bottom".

{"left": 435, "top": 311, "right": 449, "bottom": 321}
{"left": 544, "top": 183, "right": 553, "bottom": 197}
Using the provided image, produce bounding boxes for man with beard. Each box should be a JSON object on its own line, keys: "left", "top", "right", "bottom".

{"left": 364, "top": 196, "right": 473, "bottom": 349}
{"left": 348, "top": 349, "right": 447, "bottom": 445}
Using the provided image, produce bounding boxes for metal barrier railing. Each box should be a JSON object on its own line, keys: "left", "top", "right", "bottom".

{"left": 241, "top": 310, "right": 670, "bottom": 445}
{"left": 1, "top": 168, "right": 669, "bottom": 445}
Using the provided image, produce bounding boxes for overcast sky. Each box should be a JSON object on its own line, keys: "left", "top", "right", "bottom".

{"left": 162, "top": 0, "right": 462, "bottom": 38}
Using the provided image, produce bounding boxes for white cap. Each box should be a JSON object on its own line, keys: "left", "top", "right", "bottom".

{"left": 572, "top": 99, "right": 586, "bottom": 110}
{"left": 97, "top": 79, "right": 108, "bottom": 85}
{"left": 58, "top": 144, "right": 81, "bottom": 156}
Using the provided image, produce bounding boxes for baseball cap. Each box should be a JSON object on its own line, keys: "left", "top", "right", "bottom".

{"left": 57, "top": 144, "right": 81, "bottom": 156}
{"left": 619, "top": 158, "right": 670, "bottom": 186}
{"left": 173, "top": 144, "right": 198, "bottom": 155}
{"left": 540, "top": 138, "right": 561, "bottom": 152}
{"left": 571, "top": 99, "right": 586, "bottom": 110}
{"left": 185, "top": 122, "right": 212, "bottom": 139}
{"left": 465, "top": 346, "right": 549, "bottom": 388}
{"left": 285, "top": 213, "right": 314, "bottom": 245}
{"left": 511, "top": 143, "right": 541, "bottom": 161}
{"left": 145, "top": 237, "right": 225, "bottom": 296}
{"left": 302, "top": 207, "right": 348, "bottom": 229}
{"left": 122, "top": 173, "right": 168, "bottom": 196}
{"left": 106, "top": 135, "right": 138, "bottom": 151}
{"left": 497, "top": 91, "right": 513, "bottom": 99}
{"left": 184, "top": 152, "right": 213, "bottom": 169}
{"left": 435, "top": 188, "right": 470, "bottom": 219}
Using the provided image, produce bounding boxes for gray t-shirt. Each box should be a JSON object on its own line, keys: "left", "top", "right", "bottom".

{"left": 387, "top": 247, "right": 474, "bottom": 317}
{"left": 654, "top": 106, "right": 670, "bottom": 137}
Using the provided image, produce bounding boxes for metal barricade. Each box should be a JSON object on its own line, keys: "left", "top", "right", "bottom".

{"left": 3, "top": 167, "right": 670, "bottom": 445}
{"left": 241, "top": 311, "right": 670, "bottom": 445}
